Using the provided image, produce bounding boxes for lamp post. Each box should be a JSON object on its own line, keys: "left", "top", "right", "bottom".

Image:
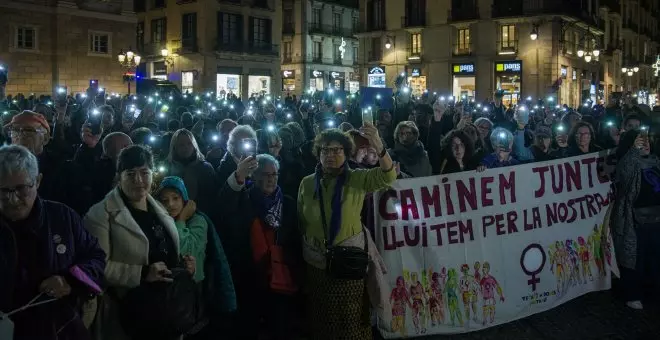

{"left": 117, "top": 47, "right": 141, "bottom": 95}
{"left": 622, "top": 65, "right": 639, "bottom": 92}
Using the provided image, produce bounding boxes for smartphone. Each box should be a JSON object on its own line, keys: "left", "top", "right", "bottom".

{"left": 55, "top": 86, "right": 67, "bottom": 105}
{"left": 88, "top": 109, "right": 102, "bottom": 135}
{"left": 89, "top": 79, "right": 99, "bottom": 90}
{"left": 164, "top": 268, "right": 189, "bottom": 278}
{"left": 0, "top": 64, "right": 8, "bottom": 86}
{"left": 241, "top": 138, "right": 256, "bottom": 158}
{"left": 362, "top": 109, "right": 374, "bottom": 125}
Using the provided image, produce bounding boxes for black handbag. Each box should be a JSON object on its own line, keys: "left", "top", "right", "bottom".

{"left": 318, "top": 182, "right": 369, "bottom": 280}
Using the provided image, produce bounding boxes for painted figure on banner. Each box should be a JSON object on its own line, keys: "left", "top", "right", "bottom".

{"left": 565, "top": 240, "right": 581, "bottom": 287}
{"left": 473, "top": 261, "right": 482, "bottom": 283}
{"left": 427, "top": 268, "right": 446, "bottom": 327}
{"left": 408, "top": 271, "right": 428, "bottom": 334}
{"left": 578, "top": 236, "right": 594, "bottom": 283}
{"left": 390, "top": 276, "right": 412, "bottom": 336}
{"left": 549, "top": 241, "right": 567, "bottom": 293}
{"left": 445, "top": 268, "right": 463, "bottom": 327}
{"left": 459, "top": 264, "right": 480, "bottom": 324}
{"left": 589, "top": 224, "right": 605, "bottom": 276}
{"left": 479, "top": 262, "right": 504, "bottom": 326}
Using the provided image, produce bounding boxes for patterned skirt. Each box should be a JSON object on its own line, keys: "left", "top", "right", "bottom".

{"left": 305, "top": 264, "right": 372, "bottom": 340}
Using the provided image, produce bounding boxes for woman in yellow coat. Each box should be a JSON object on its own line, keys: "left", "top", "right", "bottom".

{"left": 298, "top": 123, "right": 396, "bottom": 339}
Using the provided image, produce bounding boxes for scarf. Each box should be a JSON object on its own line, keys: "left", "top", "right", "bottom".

{"left": 249, "top": 185, "right": 283, "bottom": 230}
{"left": 314, "top": 162, "right": 348, "bottom": 246}
{"left": 393, "top": 140, "right": 425, "bottom": 165}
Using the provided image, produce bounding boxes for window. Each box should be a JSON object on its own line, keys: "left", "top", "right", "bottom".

{"left": 313, "top": 41, "right": 322, "bottom": 60}
{"left": 151, "top": 18, "right": 167, "bottom": 44}
{"left": 333, "top": 13, "right": 341, "bottom": 30}
{"left": 352, "top": 16, "right": 359, "bottom": 33}
{"left": 410, "top": 32, "right": 421, "bottom": 54}
{"left": 250, "top": 17, "right": 271, "bottom": 47}
{"left": 500, "top": 24, "right": 516, "bottom": 49}
{"left": 283, "top": 42, "right": 292, "bottom": 61}
{"left": 283, "top": 10, "right": 294, "bottom": 32}
{"left": 312, "top": 9, "right": 322, "bottom": 27}
{"left": 405, "top": 0, "right": 426, "bottom": 26}
{"left": 182, "top": 71, "right": 194, "bottom": 93}
{"left": 368, "top": 0, "right": 385, "bottom": 29}
{"left": 15, "top": 26, "right": 36, "bottom": 50}
{"left": 370, "top": 37, "right": 381, "bottom": 60}
{"left": 137, "top": 22, "right": 145, "bottom": 50}
{"left": 218, "top": 12, "right": 243, "bottom": 45}
{"left": 333, "top": 43, "right": 341, "bottom": 61}
{"left": 154, "top": 0, "right": 165, "bottom": 9}
{"left": 182, "top": 13, "right": 197, "bottom": 50}
{"left": 457, "top": 28, "right": 470, "bottom": 52}
{"left": 353, "top": 46, "right": 358, "bottom": 60}
{"left": 89, "top": 32, "right": 110, "bottom": 54}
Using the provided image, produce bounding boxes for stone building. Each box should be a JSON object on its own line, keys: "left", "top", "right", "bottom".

{"left": 280, "top": 0, "right": 360, "bottom": 95}
{"left": 0, "top": 0, "right": 137, "bottom": 95}
{"left": 357, "top": 0, "right": 660, "bottom": 106}
{"left": 136, "top": 0, "right": 282, "bottom": 98}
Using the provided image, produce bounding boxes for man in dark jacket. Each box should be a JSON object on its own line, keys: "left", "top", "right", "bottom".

{"left": 0, "top": 144, "right": 106, "bottom": 340}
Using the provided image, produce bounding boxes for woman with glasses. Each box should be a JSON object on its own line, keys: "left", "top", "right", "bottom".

{"left": 83, "top": 145, "right": 195, "bottom": 340}
{"left": 0, "top": 144, "right": 106, "bottom": 340}
{"left": 218, "top": 154, "right": 301, "bottom": 339}
{"left": 298, "top": 125, "right": 396, "bottom": 339}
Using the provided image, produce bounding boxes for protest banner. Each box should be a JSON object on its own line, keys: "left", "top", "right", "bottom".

{"left": 374, "top": 152, "right": 617, "bottom": 338}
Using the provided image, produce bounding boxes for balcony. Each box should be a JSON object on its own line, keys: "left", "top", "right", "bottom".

{"left": 139, "top": 42, "right": 167, "bottom": 56}
{"left": 406, "top": 47, "right": 422, "bottom": 61}
{"left": 600, "top": 0, "right": 621, "bottom": 14}
{"left": 497, "top": 40, "right": 518, "bottom": 55}
{"left": 215, "top": 41, "right": 279, "bottom": 56}
{"left": 491, "top": 0, "right": 523, "bottom": 18}
{"left": 453, "top": 43, "right": 472, "bottom": 56}
{"left": 307, "top": 23, "right": 354, "bottom": 37}
{"left": 314, "top": 0, "right": 359, "bottom": 8}
{"left": 312, "top": 55, "right": 322, "bottom": 63}
{"left": 251, "top": 0, "right": 273, "bottom": 11}
{"left": 493, "top": 0, "right": 601, "bottom": 28}
{"left": 641, "top": 0, "right": 651, "bottom": 11}
{"left": 401, "top": 15, "right": 426, "bottom": 28}
{"left": 448, "top": 2, "right": 480, "bottom": 22}
{"left": 282, "top": 24, "right": 295, "bottom": 35}
{"left": 643, "top": 55, "right": 656, "bottom": 65}
{"left": 333, "top": 58, "right": 343, "bottom": 65}
{"left": 623, "top": 21, "right": 639, "bottom": 32}
{"left": 368, "top": 51, "right": 381, "bottom": 61}
{"left": 282, "top": 55, "right": 292, "bottom": 63}
{"left": 176, "top": 0, "right": 196, "bottom": 4}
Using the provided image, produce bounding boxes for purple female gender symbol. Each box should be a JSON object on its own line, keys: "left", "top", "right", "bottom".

{"left": 520, "top": 243, "right": 546, "bottom": 291}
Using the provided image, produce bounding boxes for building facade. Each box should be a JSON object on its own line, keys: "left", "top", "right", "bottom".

{"left": 136, "top": 0, "right": 282, "bottom": 98}
{"left": 0, "top": 0, "right": 137, "bottom": 95}
{"left": 358, "top": 0, "right": 660, "bottom": 106}
{"left": 280, "top": 0, "right": 360, "bottom": 95}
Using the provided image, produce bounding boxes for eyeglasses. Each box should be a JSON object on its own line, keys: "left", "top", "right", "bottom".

{"left": 9, "top": 127, "right": 47, "bottom": 137}
{"left": 321, "top": 147, "right": 344, "bottom": 155}
{"left": 0, "top": 182, "right": 35, "bottom": 198}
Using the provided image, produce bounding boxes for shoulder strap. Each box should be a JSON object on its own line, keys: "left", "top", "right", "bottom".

{"left": 316, "top": 175, "right": 331, "bottom": 248}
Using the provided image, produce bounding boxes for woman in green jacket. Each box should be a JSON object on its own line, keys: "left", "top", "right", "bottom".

{"left": 298, "top": 123, "right": 396, "bottom": 339}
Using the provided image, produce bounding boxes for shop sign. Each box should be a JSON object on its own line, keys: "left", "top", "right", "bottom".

{"left": 452, "top": 63, "right": 475, "bottom": 75}
{"left": 561, "top": 66, "right": 568, "bottom": 79}
{"left": 330, "top": 71, "right": 344, "bottom": 79}
{"left": 282, "top": 70, "right": 295, "bottom": 79}
{"left": 311, "top": 70, "right": 324, "bottom": 78}
{"left": 495, "top": 61, "right": 522, "bottom": 73}
{"left": 153, "top": 61, "right": 167, "bottom": 76}
{"left": 368, "top": 66, "right": 385, "bottom": 75}
{"left": 410, "top": 68, "right": 421, "bottom": 77}
{"left": 572, "top": 69, "right": 577, "bottom": 80}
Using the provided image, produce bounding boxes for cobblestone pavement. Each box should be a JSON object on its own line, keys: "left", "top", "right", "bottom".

{"left": 378, "top": 282, "right": 660, "bottom": 340}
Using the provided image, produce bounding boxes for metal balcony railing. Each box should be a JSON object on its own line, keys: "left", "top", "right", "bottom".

{"left": 282, "top": 24, "right": 295, "bottom": 34}
{"left": 447, "top": 6, "right": 480, "bottom": 22}
{"left": 307, "top": 23, "right": 354, "bottom": 37}
{"left": 215, "top": 41, "right": 279, "bottom": 56}
{"left": 175, "top": 37, "right": 198, "bottom": 53}
{"left": 497, "top": 40, "right": 518, "bottom": 54}
{"left": 406, "top": 47, "right": 422, "bottom": 60}
{"left": 453, "top": 43, "right": 472, "bottom": 56}
{"left": 401, "top": 15, "right": 426, "bottom": 28}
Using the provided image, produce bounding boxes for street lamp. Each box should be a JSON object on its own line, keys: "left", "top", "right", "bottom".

{"left": 117, "top": 47, "right": 141, "bottom": 95}
{"left": 161, "top": 48, "right": 176, "bottom": 67}
{"left": 530, "top": 25, "right": 539, "bottom": 41}
{"left": 622, "top": 66, "right": 639, "bottom": 77}
{"left": 385, "top": 38, "right": 393, "bottom": 49}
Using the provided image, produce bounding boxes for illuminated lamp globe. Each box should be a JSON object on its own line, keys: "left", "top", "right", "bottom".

{"left": 633, "top": 66, "right": 639, "bottom": 72}
{"left": 593, "top": 49, "right": 600, "bottom": 57}
{"left": 584, "top": 54, "right": 592, "bottom": 63}
{"left": 577, "top": 49, "right": 585, "bottom": 57}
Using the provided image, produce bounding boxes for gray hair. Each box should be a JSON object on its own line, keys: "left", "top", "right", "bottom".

{"left": 102, "top": 132, "right": 132, "bottom": 157}
{"left": 0, "top": 144, "right": 39, "bottom": 182}
{"left": 227, "top": 124, "right": 257, "bottom": 157}
{"left": 255, "top": 153, "right": 280, "bottom": 173}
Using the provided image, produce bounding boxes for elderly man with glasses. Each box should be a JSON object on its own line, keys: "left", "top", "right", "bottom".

{"left": 0, "top": 144, "right": 106, "bottom": 340}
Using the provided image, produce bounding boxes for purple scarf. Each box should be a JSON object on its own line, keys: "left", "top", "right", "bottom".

{"left": 249, "top": 185, "right": 283, "bottom": 230}
{"left": 314, "top": 162, "right": 348, "bottom": 245}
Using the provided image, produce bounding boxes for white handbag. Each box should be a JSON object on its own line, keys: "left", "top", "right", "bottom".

{"left": 0, "top": 293, "right": 57, "bottom": 339}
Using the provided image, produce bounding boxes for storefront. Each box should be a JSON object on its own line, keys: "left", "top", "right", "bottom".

{"left": 216, "top": 67, "right": 242, "bottom": 98}
{"left": 329, "top": 71, "right": 345, "bottom": 91}
{"left": 494, "top": 60, "right": 522, "bottom": 106}
{"left": 248, "top": 69, "right": 271, "bottom": 96}
{"left": 367, "top": 66, "right": 386, "bottom": 88}
{"left": 452, "top": 63, "right": 476, "bottom": 100}
{"left": 407, "top": 67, "right": 427, "bottom": 97}
{"left": 152, "top": 61, "right": 168, "bottom": 81}
{"left": 310, "top": 70, "right": 325, "bottom": 92}
{"left": 282, "top": 70, "right": 296, "bottom": 92}
{"left": 181, "top": 71, "right": 194, "bottom": 94}
{"left": 348, "top": 72, "right": 360, "bottom": 94}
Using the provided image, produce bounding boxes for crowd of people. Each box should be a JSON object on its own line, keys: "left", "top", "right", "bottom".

{"left": 0, "top": 80, "right": 659, "bottom": 340}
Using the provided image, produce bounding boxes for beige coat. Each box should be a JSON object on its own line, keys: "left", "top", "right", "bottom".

{"left": 83, "top": 187, "right": 180, "bottom": 340}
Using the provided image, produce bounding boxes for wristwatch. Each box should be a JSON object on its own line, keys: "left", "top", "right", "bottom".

{"left": 379, "top": 148, "right": 388, "bottom": 158}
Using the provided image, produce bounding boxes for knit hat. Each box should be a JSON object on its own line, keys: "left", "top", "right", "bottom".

{"left": 157, "top": 176, "right": 189, "bottom": 201}
{"left": 4, "top": 110, "right": 50, "bottom": 135}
